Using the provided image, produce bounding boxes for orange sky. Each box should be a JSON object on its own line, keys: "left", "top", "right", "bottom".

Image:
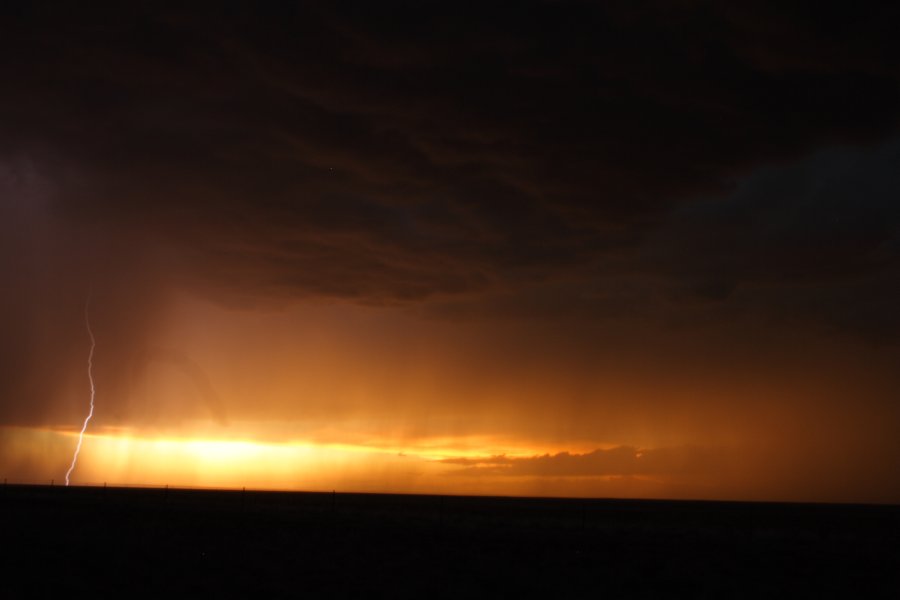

{"left": 2, "top": 293, "right": 898, "bottom": 503}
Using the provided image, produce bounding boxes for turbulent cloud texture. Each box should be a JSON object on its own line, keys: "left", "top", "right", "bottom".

{"left": 2, "top": 2, "right": 898, "bottom": 308}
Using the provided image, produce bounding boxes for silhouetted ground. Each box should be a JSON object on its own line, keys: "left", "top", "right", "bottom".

{"left": 2, "top": 484, "right": 898, "bottom": 598}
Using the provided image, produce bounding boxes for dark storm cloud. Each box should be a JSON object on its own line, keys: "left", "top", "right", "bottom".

{"left": 2, "top": 2, "right": 900, "bottom": 428}
{"left": 2, "top": 2, "right": 898, "bottom": 302}
{"left": 642, "top": 139, "right": 900, "bottom": 341}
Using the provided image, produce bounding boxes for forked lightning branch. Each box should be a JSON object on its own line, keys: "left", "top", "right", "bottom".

{"left": 65, "top": 296, "right": 96, "bottom": 486}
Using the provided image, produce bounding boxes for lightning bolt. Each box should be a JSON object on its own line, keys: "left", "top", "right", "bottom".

{"left": 65, "top": 296, "right": 96, "bottom": 486}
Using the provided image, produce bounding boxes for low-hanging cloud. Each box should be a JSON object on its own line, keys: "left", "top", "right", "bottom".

{"left": 442, "top": 446, "right": 730, "bottom": 478}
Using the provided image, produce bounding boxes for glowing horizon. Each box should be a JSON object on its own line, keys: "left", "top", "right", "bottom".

{"left": 1, "top": 419, "right": 893, "bottom": 505}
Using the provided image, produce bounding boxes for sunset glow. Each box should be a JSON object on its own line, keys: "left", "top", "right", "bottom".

{"left": 2, "top": 425, "right": 652, "bottom": 495}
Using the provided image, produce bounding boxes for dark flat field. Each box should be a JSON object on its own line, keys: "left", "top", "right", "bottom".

{"left": 2, "top": 484, "right": 898, "bottom": 598}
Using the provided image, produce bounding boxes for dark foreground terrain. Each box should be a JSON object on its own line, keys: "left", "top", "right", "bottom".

{"left": 2, "top": 484, "right": 898, "bottom": 598}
